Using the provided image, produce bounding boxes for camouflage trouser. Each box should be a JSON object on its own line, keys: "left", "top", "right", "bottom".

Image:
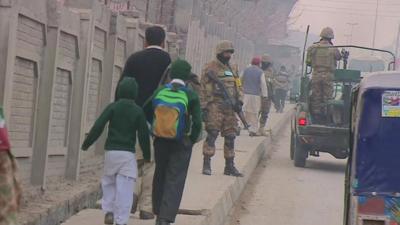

{"left": 203, "top": 103, "right": 237, "bottom": 159}
{"left": 0, "top": 151, "right": 21, "bottom": 225}
{"left": 259, "top": 97, "right": 272, "bottom": 127}
{"left": 310, "top": 73, "right": 334, "bottom": 115}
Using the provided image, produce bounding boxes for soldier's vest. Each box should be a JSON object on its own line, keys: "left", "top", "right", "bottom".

{"left": 311, "top": 43, "right": 337, "bottom": 71}
{"left": 242, "top": 65, "right": 263, "bottom": 95}
{"left": 208, "top": 62, "right": 238, "bottom": 103}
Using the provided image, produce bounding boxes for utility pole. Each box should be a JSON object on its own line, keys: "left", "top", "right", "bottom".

{"left": 346, "top": 22, "right": 358, "bottom": 45}
{"left": 396, "top": 23, "right": 400, "bottom": 58}
{"left": 372, "top": 0, "right": 379, "bottom": 49}
{"left": 145, "top": 0, "right": 150, "bottom": 21}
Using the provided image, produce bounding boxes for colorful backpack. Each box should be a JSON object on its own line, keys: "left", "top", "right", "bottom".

{"left": 152, "top": 84, "right": 189, "bottom": 140}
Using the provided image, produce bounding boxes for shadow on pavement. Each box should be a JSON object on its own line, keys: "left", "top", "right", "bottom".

{"left": 305, "top": 159, "right": 347, "bottom": 174}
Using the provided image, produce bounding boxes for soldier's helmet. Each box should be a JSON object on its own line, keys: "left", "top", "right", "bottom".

{"left": 261, "top": 54, "right": 272, "bottom": 63}
{"left": 216, "top": 40, "right": 235, "bottom": 54}
{"left": 320, "top": 27, "right": 335, "bottom": 39}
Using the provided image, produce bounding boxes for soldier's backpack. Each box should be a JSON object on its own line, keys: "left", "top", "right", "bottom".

{"left": 152, "top": 83, "right": 189, "bottom": 140}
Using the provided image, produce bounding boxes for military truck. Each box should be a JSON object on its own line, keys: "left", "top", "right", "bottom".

{"left": 290, "top": 45, "right": 396, "bottom": 167}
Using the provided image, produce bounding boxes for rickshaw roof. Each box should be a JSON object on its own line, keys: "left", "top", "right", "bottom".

{"left": 359, "top": 71, "right": 400, "bottom": 91}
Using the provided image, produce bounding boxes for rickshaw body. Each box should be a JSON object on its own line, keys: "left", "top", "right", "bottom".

{"left": 344, "top": 72, "right": 400, "bottom": 225}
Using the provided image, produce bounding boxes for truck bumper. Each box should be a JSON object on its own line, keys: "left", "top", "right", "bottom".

{"left": 298, "top": 125, "right": 349, "bottom": 159}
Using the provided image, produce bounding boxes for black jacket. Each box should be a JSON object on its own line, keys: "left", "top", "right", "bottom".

{"left": 121, "top": 48, "right": 171, "bottom": 107}
{"left": 119, "top": 47, "right": 171, "bottom": 121}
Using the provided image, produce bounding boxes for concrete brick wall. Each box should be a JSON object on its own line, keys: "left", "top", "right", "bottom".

{"left": 9, "top": 58, "right": 38, "bottom": 152}
{"left": 8, "top": 12, "right": 46, "bottom": 157}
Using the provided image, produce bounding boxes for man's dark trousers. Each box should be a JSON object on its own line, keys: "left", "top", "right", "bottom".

{"left": 152, "top": 137, "right": 193, "bottom": 223}
{"left": 275, "top": 88, "right": 287, "bottom": 112}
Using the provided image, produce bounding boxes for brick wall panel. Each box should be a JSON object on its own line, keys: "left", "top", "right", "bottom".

{"left": 111, "top": 66, "right": 122, "bottom": 101}
{"left": 115, "top": 38, "right": 126, "bottom": 67}
{"left": 85, "top": 59, "right": 102, "bottom": 131}
{"left": 48, "top": 69, "right": 71, "bottom": 149}
{"left": 9, "top": 57, "right": 38, "bottom": 150}
{"left": 93, "top": 28, "right": 106, "bottom": 60}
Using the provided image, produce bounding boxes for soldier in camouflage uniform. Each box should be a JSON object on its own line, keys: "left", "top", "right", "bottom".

{"left": 306, "top": 27, "right": 342, "bottom": 124}
{"left": 259, "top": 54, "right": 274, "bottom": 135}
{"left": 0, "top": 107, "right": 21, "bottom": 225}
{"left": 201, "top": 40, "right": 244, "bottom": 177}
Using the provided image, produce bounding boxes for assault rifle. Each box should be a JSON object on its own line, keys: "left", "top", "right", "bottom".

{"left": 206, "top": 71, "right": 250, "bottom": 130}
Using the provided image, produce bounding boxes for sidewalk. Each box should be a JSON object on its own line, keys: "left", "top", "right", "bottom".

{"left": 62, "top": 105, "right": 294, "bottom": 225}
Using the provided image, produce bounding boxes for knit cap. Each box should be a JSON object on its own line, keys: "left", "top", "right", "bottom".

{"left": 170, "top": 59, "right": 192, "bottom": 81}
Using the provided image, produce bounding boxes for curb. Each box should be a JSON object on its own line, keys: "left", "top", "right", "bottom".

{"left": 200, "top": 107, "right": 294, "bottom": 225}
{"left": 21, "top": 185, "right": 102, "bottom": 225}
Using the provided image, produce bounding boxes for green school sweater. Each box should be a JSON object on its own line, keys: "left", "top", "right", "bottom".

{"left": 81, "top": 78, "right": 150, "bottom": 161}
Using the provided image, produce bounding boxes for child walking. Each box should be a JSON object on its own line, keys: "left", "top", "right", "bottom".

{"left": 151, "top": 59, "right": 202, "bottom": 225}
{"left": 81, "top": 77, "right": 150, "bottom": 225}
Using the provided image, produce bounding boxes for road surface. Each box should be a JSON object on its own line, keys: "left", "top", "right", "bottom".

{"left": 229, "top": 124, "right": 346, "bottom": 225}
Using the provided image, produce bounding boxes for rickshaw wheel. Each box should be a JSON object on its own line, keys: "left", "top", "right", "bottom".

{"left": 290, "top": 131, "right": 295, "bottom": 160}
{"left": 294, "top": 137, "right": 307, "bottom": 167}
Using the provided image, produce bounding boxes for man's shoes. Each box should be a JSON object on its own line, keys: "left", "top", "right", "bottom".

{"left": 249, "top": 131, "right": 259, "bottom": 137}
{"left": 224, "top": 158, "right": 244, "bottom": 177}
{"left": 202, "top": 157, "right": 212, "bottom": 175}
{"left": 140, "top": 210, "right": 155, "bottom": 220}
{"left": 104, "top": 212, "right": 114, "bottom": 225}
{"left": 156, "top": 218, "right": 171, "bottom": 225}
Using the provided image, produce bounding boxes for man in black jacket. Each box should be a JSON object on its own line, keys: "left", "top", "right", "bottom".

{"left": 117, "top": 26, "right": 171, "bottom": 221}
{"left": 118, "top": 26, "right": 171, "bottom": 122}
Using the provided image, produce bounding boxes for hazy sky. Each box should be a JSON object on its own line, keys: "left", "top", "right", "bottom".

{"left": 289, "top": 0, "right": 400, "bottom": 55}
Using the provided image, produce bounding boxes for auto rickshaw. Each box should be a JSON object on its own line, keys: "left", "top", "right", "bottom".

{"left": 344, "top": 72, "right": 400, "bottom": 225}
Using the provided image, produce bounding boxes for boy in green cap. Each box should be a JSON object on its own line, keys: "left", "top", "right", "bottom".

{"left": 151, "top": 59, "right": 202, "bottom": 225}
{"left": 81, "top": 77, "right": 150, "bottom": 225}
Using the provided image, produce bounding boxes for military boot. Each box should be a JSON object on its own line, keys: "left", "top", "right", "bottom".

{"left": 104, "top": 212, "right": 114, "bottom": 225}
{"left": 202, "top": 157, "right": 212, "bottom": 175}
{"left": 224, "top": 158, "right": 243, "bottom": 177}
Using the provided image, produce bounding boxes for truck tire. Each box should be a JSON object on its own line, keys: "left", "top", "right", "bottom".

{"left": 294, "top": 137, "right": 307, "bottom": 167}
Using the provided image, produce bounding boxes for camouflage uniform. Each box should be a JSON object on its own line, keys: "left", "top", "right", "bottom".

{"left": 201, "top": 40, "right": 244, "bottom": 177}
{"left": 201, "top": 60, "right": 243, "bottom": 159}
{"left": 306, "top": 27, "right": 341, "bottom": 122}
{"left": 0, "top": 152, "right": 21, "bottom": 225}
{"left": 259, "top": 54, "right": 274, "bottom": 129}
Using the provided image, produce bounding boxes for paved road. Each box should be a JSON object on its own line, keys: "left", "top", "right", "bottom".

{"left": 230, "top": 124, "right": 346, "bottom": 225}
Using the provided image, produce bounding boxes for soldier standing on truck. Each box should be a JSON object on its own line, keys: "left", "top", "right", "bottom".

{"left": 306, "top": 27, "right": 342, "bottom": 124}
{"left": 259, "top": 54, "right": 274, "bottom": 135}
{"left": 200, "top": 40, "right": 244, "bottom": 177}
